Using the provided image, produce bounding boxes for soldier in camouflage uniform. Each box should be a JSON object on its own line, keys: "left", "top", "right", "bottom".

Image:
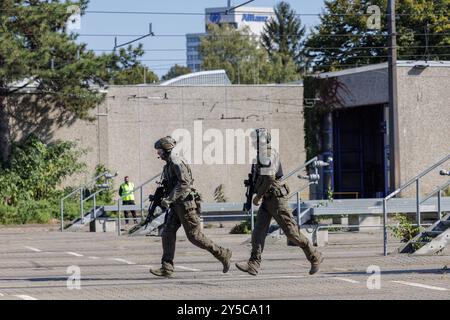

{"left": 236, "top": 128, "right": 323, "bottom": 276}
{"left": 150, "top": 136, "right": 232, "bottom": 278}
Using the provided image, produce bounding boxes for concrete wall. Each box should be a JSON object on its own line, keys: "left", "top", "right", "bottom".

{"left": 319, "top": 63, "right": 450, "bottom": 197}
{"left": 8, "top": 95, "right": 100, "bottom": 187}
{"left": 10, "top": 85, "right": 307, "bottom": 203}
{"left": 319, "top": 64, "right": 388, "bottom": 108}
{"left": 11, "top": 65, "right": 447, "bottom": 203}
{"left": 397, "top": 65, "right": 450, "bottom": 196}
{"left": 102, "top": 85, "right": 306, "bottom": 202}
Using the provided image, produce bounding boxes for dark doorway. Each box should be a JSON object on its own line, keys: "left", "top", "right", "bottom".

{"left": 333, "top": 105, "right": 386, "bottom": 199}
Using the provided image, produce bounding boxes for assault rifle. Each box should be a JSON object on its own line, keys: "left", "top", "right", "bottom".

{"left": 243, "top": 164, "right": 257, "bottom": 212}
{"left": 128, "top": 186, "right": 165, "bottom": 235}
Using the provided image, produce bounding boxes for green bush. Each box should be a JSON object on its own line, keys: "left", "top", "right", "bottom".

{"left": 17, "top": 200, "right": 53, "bottom": 224}
{"left": 444, "top": 187, "right": 450, "bottom": 197}
{"left": 0, "top": 200, "right": 49, "bottom": 224}
{"left": 389, "top": 213, "right": 422, "bottom": 243}
{"left": 0, "top": 197, "right": 85, "bottom": 225}
{"left": 0, "top": 203, "right": 20, "bottom": 224}
{"left": 0, "top": 135, "right": 87, "bottom": 225}
{"left": 90, "top": 164, "right": 115, "bottom": 204}
{"left": 230, "top": 218, "right": 253, "bottom": 234}
{"left": 0, "top": 135, "right": 86, "bottom": 204}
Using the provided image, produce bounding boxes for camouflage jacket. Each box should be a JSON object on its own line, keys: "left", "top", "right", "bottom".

{"left": 254, "top": 147, "right": 285, "bottom": 198}
{"left": 162, "top": 153, "right": 194, "bottom": 203}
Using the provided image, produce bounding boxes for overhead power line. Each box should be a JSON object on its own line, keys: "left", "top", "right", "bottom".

{"left": 2, "top": 8, "right": 448, "bottom": 17}
{"left": 73, "top": 33, "right": 450, "bottom": 38}
{"left": 88, "top": 45, "right": 450, "bottom": 52}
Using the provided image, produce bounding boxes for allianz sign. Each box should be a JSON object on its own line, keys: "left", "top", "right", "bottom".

{"left": 241, "top": 14, "right": 268, "bottom": 22}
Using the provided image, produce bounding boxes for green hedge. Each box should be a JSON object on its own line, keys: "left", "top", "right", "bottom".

{"left": 0, "top": 198, "right": 83, "bottom": 225}
{"left": 0, "top": 135, "right": 109, "bottom": 225}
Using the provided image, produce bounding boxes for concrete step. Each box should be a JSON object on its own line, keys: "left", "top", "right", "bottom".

{"left": 423, "top": 231, "right": 443, "bottom": 237}
{"left": 65, "top": 207, "right": 105, "bottom": 231}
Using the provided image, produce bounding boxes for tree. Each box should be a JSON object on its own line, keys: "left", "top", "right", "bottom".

{"left": 114, "top": 65, "right": 159, "bottom": 85}
{"left": 0, "top": 135, "right": 86, "bottom": 204}
{"left": 261, "top": 1, "right": 306, "bottom": 70}
{"left": 111, "top": 46, "right": 158, "bottom": 84}
{"left": 270, "top": 52, "right": 302, "bottom": 83}
{"left": 200, "top": 24, "right": 273, "bottom": 84}
{"left": 304, "top": 0, "right": 450, "bottom": 72}
{"left": 161, "top": 64, "right": 192, "bottom": 82}
{"left": 0, "top": 0, "right": 146, "bottom": 164}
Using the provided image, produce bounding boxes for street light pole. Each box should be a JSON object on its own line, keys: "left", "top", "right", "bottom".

{"left": 388, "top": 0, "right": 400, "bottom": 192}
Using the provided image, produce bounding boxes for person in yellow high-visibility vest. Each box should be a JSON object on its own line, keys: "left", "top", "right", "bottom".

{"left": 119, "top": 176, "right": 137, "bottom": 224}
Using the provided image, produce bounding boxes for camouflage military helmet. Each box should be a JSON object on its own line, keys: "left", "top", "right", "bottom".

{"left": 154, "top": 136, "right": 176, "bottom": 151}
{"left": 251, "top": 128, "right": 271, "bottom": 144}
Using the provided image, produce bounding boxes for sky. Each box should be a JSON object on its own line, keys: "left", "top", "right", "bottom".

{"left": 77, "top": 0, "right": 326, "bottom": 78}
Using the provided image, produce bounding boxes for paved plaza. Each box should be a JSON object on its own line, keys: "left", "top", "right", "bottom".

{"left": 0, "top": 223, "right": 449, "bottom": 300}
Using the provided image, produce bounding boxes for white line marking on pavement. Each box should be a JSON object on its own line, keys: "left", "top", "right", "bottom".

{"left": 275, "top": 275, "right": 308, "bottom": 279}
{"left": 112, "top": 258, "right": 136, "bottom": 265}
{"left": 66, "top": 252, "right": 84, "bottom": 257}
{"left": 391, "top": 281, "right": 448, "bottom": 291}
{"left": 234, "top": 274, "right": 306, "bottom": 280}
{"left": 0, "top": 292, "right": 4, "bottom": 297}
{"left": 332, "top": 267, "right": 350, "bottom": 271}
{"left": 14, "top": 295, "right": 38, "bottom": 300}
{"left": 176, "top": 265, "right": 201, "bottom": 272}
{"left": 174, "top": 274, "right": 307, "bottom": 282}
{"left": 24, "top": 246, "right": 42, "bottom": 252}
{"left": 88, "top": 256, "right": 100, "bottom": 260}
{"left": 332, "top": 277, "right": 360, "bottom": 284}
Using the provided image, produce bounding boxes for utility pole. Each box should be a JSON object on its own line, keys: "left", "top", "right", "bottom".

{"left": 388, "top": 0, "right": 400, "bottom": 192}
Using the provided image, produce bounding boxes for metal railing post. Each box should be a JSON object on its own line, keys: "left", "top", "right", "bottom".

{"left": 381, "top": 154, "right": 449, "bottom": 255}
{"left": 383, "top": 198, "right": 388, "bottom": 256}
{"left": 140, "top": 187, "right": 144, "bottom": 219}
{"left": 280, "top": 157, "right": 318, "bottom": 183}
{"left": 80, "top": 187, "right": 84, "bottom": 224}
{"left": 60, "top": 199, "right": 64, "bottom": 232}
{"left": 438, "top": 189, "right": 442, "bottom": 220}
{"left": 416, "top": 179, "right": 421, "bottom": 228}
{"left": 93, "top": 193, "right": 96, "bottom": 220}
{"left": 117, "top": 199, "right": 121, "bottom": 236}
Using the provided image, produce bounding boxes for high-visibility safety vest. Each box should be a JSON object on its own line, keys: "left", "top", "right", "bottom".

{"left": 120, "top": 182, "right": 135, "bottom": 201}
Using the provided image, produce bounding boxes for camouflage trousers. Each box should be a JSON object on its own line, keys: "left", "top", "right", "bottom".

{"left": 160, "top": 202, "right": 227, "bottom": 271}
{"left": 248, "top": 193, "right": 321, "bottom": 271}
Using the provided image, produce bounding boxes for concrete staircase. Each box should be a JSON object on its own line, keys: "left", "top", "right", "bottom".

{"left": 398, "top": 213, "right": 450, "bottom": 255}
{"left": 65, "top": 207, "right": 105, "bottom": 231}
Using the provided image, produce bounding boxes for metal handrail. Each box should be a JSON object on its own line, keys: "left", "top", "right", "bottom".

{"left": 284, "top": 156, "right": 324, "bottom": 226}
{"left": 82, "top": 188, "right": 108, "bottom": 221}
{"left": 60, "top": 187, "right": 84, "bottom": 232}
{"left": 60, "top": 171, "right": 115, "bottom": 232}
{"left": 420, "top": 180, "right": 450, "bottom": 204}
{"left": 420, "top": 179, "right": 450, "bottom": 221}
{"left": 280, "top": 157, "right": 318, "bottom": 183}
{"left": 385, "top": 154, "right": 450, "bottom": 201}
{"left": 382, "top": 154, "right": 450, "bottom": 255}
{"left": 245, "top": 156, "right": 320, "bottom": 231}
{"left": 116, "top": 172, "right": 162, "bottom": 235}
{"left": 112, "top": 156, "right": 323, "bottom": 235}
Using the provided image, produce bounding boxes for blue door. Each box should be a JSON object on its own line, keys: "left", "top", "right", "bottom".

{"left": 333, "top": 105, "right": 385, "bottom": 199}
